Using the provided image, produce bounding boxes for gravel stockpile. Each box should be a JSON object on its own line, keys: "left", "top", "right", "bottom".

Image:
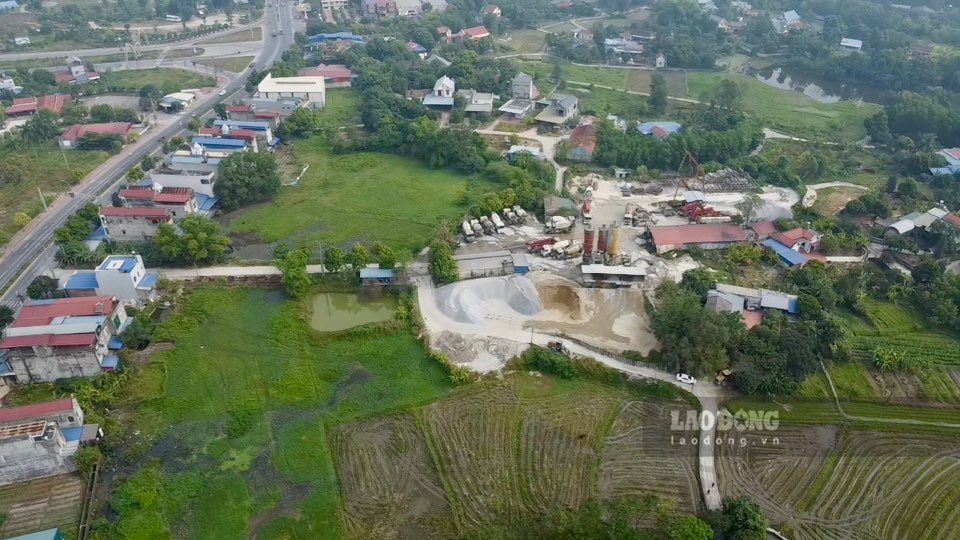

{"left": 436, "top": 276, "right": 543, "bottom": 324}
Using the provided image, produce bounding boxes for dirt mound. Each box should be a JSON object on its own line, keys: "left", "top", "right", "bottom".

{"left": 537, "top": 283, "right": 584, "bottom": 320}
{"left": 436, "top": 276, "right": 542, "bottom": 324}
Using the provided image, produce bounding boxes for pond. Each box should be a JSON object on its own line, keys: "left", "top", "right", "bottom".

{"left": 752, "top": 66, "right": 884, "bottom": 104}
{"left": 309, "top": 293, "right": 398, "bottom": 332}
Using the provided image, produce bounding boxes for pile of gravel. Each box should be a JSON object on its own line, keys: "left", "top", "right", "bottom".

{"left": 436, "top": 276, "right": 543, "bottom": 324}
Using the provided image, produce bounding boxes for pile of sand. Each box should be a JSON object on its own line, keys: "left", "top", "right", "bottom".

{"left": 436, "top": 275, "right": 542, "bottom": 324}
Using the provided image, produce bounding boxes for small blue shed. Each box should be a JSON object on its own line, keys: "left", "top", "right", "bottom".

{"left": 511, "top": 253, "right": 530, "bottom": 274}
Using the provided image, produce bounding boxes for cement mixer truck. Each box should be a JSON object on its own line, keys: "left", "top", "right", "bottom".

{"left": 480, "top": 216, "right": 496, "bottom": 235}
{"left": 548, "top": 239, "right": 571, "bottom": 256}
{"left": 503, "top": 208, "right": 519, "bottom": 224}
{"left": 490, "top": 212, "right": 505, "bottom": 230}
{"left": 560, "top": 241, "right": 583, "bottom": 259}
{"left": 462, "top": 220, "right": 474, "bottom": 241}
{"left": 512, "top": 205, "right": 528, "bottom": 222}
{"left": 545, "top": 216, "right": 575, "bottom": 234}
{"left": 471, "top": 219, "right": 484, "bottom": 236}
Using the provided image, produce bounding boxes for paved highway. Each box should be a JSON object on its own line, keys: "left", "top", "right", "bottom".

{"left": 0, "top": 1, "right": 296, "bottom": 306}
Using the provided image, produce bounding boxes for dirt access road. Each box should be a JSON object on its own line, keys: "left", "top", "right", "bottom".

{"left": 415, "top": 276, "right": 723, "bottom": 510}
{"left": 475, "top": 125, "right": 567, "bottom": 193}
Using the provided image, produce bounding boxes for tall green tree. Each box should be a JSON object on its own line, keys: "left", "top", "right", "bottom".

{"left": 323, "top": 246, "right": 346, "bottom": 273}
{"left": 215, "top": 151, "right": 282, "bottom": 211}
{"left": 372, "top": 241, "right": 396, "bottom": 269}
{"left": 428, "top": 240, "right": 458, "bottom": 284}
{"left": 347, "top": 243, "right": 369, "bottom": 271}
{"left": 276, "top": 249, "right": 311, "bottom": 298}
{"left": 649, "top": 73, "right": 669, "bottom": 116}
{"left": 706, "top": 496, "right": 767, "bottom": 540}
{"left": 27, "top": 275, "right": 61, "bottom": 300}
{"left": 0, "top": 305, "right": 14, "bottom": 332}
{"left": 89, "top": 104, "right": 116, "bottom": 123}
{"left": 22, "top": 109, "right": 59, "bottom": 143}
{"left": 154, "top": 216, "right": 230, "bottom": 265}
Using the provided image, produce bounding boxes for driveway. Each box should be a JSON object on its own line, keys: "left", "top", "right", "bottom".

{"left": 475, "top": 126, "right": 567, "bottom": 193}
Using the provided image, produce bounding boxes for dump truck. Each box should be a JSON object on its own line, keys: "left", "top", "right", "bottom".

{"left": 513, "top": 205, "right": 528, "bottom": 221}
{"left": 490, "top": 212, "right": 505, "bottom": 230}
{"left": 545, "top": 216, "right": 574, "bottom": 233}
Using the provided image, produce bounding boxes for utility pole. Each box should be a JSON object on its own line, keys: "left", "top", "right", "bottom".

{"left": 37, "top": 187, "right": 47, "bottom": 211}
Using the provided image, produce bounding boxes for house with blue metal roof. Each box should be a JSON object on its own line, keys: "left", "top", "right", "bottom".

{"left": 191, "top": 136, "right": 248, "bottom": 154}
{"left": 306, "top": 32, "right": 364, "bottom": 45}
{"left": 359, "top": 267, "right": 395, "bottom": 286}
{"left": 212, "top": 119, "right": 276, "bottom": 147}
{"left": 61, "top": 254, "right": 158, "bottom": 307}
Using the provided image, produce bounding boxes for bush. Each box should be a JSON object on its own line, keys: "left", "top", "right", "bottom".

{"left": 73, "top": 445, "right": 103, "bottom": 478}
{"left": 521, "top": 346, "right": 575, "bottom": 379}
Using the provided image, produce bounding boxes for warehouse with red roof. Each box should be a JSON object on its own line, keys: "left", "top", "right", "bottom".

{"left": 648, "top": 224, "right": 747, "bottom": 254}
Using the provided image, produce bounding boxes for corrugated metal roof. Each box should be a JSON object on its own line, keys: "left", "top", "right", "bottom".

{"left": 649, "top": 224, "right": 747, "bottom": 247}
{"left": 0, "top": 333, "right": 98, "bottom": 349}
{"left": 762, "top": 238, "right": 808, "bottom": 266}
{"left": 359, "top": 268, "right": 394, "bottom": 279}
{"left": 64, "top": 272, "right": 98, "bottom": 290}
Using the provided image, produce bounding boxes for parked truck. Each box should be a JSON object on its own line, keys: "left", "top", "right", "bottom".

{"left": 623, "top": 203, "right": 635, "bottom": 226}
{"left": 581, "top": 199, "right": 593, "bottom": 225}
{"left": 561, "top": 241, "right": 583, "bottom": 259}
{"left": 462, "top": 220, "right": 474, "bottom": 241}
{"left": 545, "top": 216, "right": 575, "bottom": 234}
{"left": 512, "top": 205, "right": 528, "bottom": 222}
{"left": 549, "top": 240, "right": 571, "bottom": 255}
{"left": 471, "top": 219, "right": 484, "bottom": 236}
{"left": 490, "top": 212, "right": 505, "bottom": 230}
{"left": 480, "top": 216, "right": 496, "bottom": 234}
{"left": 526, "top": 237, "right": 557, "bottom": 252}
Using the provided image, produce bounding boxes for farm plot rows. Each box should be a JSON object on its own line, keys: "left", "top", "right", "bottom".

{"left": 715, "top": 425, "right": 839, "bottom": 526}
{"left": 718, "top": 426, "right": 960, "bottom": 539}
{"left": 597, "top": 401, "right": 702, "bottom": 513}
{"left": 849, "top": 334, "right": 960, "bottom": 367}
{"left": 332, "top": 377, "right": 699, "bottom": 537}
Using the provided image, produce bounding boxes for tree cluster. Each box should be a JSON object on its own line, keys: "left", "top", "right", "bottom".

{"left": 214, "top": 151, "right": 282, "bottom": 212}
{"left": 153, "top": 216, "right": 230, "bottom": 265}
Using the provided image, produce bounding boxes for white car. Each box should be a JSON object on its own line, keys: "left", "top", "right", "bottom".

{"left": 218, "top": 89, "right": 227, "bottom": 96}
{"left": 676, "top": 373, "right": 697, "bottom": 385}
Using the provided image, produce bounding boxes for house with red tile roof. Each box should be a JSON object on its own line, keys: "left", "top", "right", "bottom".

{"left": 566, "top": 124, "right": 596, "bottom": 162}
{"left": 99, "top": 206, "right": 172, "bottom": 242}
{"left": 0, "top": 296, "right": 127, "bottom": 383}
{"left": 460, "top": 25, "right": 491, "bottom": 40}
{"left": 59, "top": 122, "right": 133, "bottom": 149}
{"left": 770, "top": 227, "right": 821, "bottom": 252}
{"left": 118, "top": 186, "right": 198, "bottom": 222}
{"left": 4, "top": 94, "right": 68, "bottom": 117}
{"left": 481, "top": 4, "right": 501, "bottom": 17}
{"left": 297, "top": 64, "right": 354, "bottom": 87}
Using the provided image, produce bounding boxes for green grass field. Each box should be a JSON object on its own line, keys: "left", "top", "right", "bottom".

{"left": 686, "top": 72, "right": 880, "bottom": 141}
{"left": 500, "top": 29, "right": 546, "bottom": 54}
{"left": 519, "top": 61, "right": 688, "bottom": 97}
{"left": 108, "top": 287, "right": 452, "bottom": 539}
{"left": 227, "top": 138, "right": 493, "bottom": 254}
{"left": 99, "top": 68, "right": 216, "bottom": 94}
{"left": 0, "top": 142, "right": 109, "bottom": 244}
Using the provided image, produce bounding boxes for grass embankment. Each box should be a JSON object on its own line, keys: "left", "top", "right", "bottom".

{"left": 99, "top": 68, "right": 216, "bottom": 94}
{"left": 197, "top": 27, "right": 262, "bottom": 44}
{"left": 687, "top": 72, "right": 880, "bottom": 141}
{"left": 519, "top": 60, "right": 689, "bottom": 96}
{"left": 193, "top": 56, "right": 255, "bottom": 73}
{"left": 227, "top": 138, "right": 494, "bottom": 255}
{"left": 0, "top": 142, "right": 109, "bottom": 244}
{"left": 110, "top": 287, "right": 451, "bottom": 539}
